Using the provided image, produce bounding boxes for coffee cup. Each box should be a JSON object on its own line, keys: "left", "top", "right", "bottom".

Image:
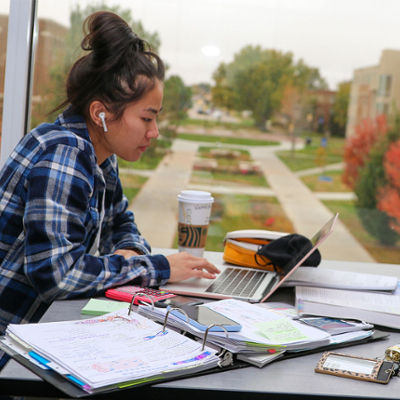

{"left": 177, "top": 190, "right": 214, "bottom": 257}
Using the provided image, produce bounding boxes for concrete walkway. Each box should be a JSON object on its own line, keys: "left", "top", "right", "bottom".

{"left": 128, "top": 138, "right": 375, "bottom": 263}
{"left": 248, "top": 145, "right": 374, "bottom": 262}
{"left": 295, "top": 162, "right": 345, "bottom": 177}
{"left": 128, "top": 140, "right": 198, "bottom": 248}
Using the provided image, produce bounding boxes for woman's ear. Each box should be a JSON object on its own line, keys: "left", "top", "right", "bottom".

{"left": 89, "top": 101, "right": 108, "bottom": 131}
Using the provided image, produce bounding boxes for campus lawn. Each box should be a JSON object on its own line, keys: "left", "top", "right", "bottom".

{"left": 118, "top": 137, "right": 172, "bottom": 170}
{"left": 322, "top": 200, "right": 400, "bottom": 264}
{"left": 191, "top": 170, "right": 269, "bottom": 187}
{"left": 276, "top": 134, "right": 345, "bottom": 172}
{"left": 300, "top": 170, "right": 352, "bottom": 192}
{"left": 177, "top": 132, "right": 278, "bottom": 146}
{"left": 192, "top": 146, "right": 270, "bottom": 187}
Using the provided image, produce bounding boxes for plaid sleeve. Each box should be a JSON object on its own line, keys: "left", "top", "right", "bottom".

{"left": 24, "top": 144, "right": 170, "bottom": 303}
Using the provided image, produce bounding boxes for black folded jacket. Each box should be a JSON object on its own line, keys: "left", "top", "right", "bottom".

{"left": 255, "top": 233, "right": 321, "bottom": 275}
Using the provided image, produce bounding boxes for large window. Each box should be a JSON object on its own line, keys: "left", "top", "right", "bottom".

{"left": 378, "top": 74, "right": 392, "bottom": 97}
{"left": 4, "top": 0, "right": 400, "bottom": 265}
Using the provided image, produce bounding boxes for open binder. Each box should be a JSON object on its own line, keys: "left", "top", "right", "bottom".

{"left": 139, "top": 298, "right": 390, "bottom": 368}
{"left": 0, "top": 296, "right": 247, "bottom": 398}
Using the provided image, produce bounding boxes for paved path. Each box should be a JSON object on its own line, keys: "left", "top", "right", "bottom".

{"left": 128, "top": 140, "right": 198, "bottom": 248}
{"left": 295, "top": 162, "right": 345, "bottom": 177}
{"left": 248, "top": 145, "right": 374, "bottom": 262}
{"left": 128, "top": 138, "right": 375, "bottom": 262}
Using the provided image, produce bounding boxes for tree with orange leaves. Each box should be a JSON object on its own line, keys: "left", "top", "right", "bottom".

{"left": 378, "top": 139, "right": 400, "bottom": 233}
{"left": 342, "top": 115, "right": 388, "bottom": 190}
{"left": 343, "top": 114, "right": 399, "bottom": 245}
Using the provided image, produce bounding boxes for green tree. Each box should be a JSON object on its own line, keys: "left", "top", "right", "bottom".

{"left": 332, "top": 81, "right": 351, "bottom": 134}
{"left": 161, "top": 75, "right": 192, "bottom": 126}
{"left": 293, "top": 59, "right": 328, "bottom": 91}
{"left": 211, "top": 63, "right": 238, "bottom": 111}
{"left": 211, "top": 45, "right": 327, "bottom": 130}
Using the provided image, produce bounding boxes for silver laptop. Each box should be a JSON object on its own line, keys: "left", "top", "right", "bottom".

{"left": 160, "top": 213, "right": 339, "bottom": 303}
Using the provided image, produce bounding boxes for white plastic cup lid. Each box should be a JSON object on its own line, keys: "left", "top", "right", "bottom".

{"left": 177, "top": 190, "right": 214, "bottom": 204}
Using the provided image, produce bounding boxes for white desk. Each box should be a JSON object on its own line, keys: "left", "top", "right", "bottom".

{"left": 1, "top": 249, "right": 400, "bottom": 399}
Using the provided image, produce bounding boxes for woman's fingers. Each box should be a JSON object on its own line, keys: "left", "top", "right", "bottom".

{"left": 166, "top": 252, "right": 220, "bottom": 283}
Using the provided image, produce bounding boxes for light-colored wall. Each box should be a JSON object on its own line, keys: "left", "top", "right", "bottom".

{"left": 346, "top": 49, "right": 400, "bottom": 137}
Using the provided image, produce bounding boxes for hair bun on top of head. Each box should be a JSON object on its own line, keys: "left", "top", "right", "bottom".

{"left": 58, "top": 10, "right": 164, "bottom": 119}
{"left": 81, "top": 11, "right": 146, "bottom": 69}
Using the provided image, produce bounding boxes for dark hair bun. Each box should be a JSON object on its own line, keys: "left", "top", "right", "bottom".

{"left": 82, "top": 12, "right": 144, "bottom": 72}
{"left": 59, "top": 11, "right": 165, "bottom": 119}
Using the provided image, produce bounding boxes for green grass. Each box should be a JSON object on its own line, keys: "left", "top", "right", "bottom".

{"left": 301, "top": 132, "right": 346, "bottom": 155}
{"left": 117, "top": 137, "right": 172, "bottom": 170}
{"left": 119, "top": 156, "right": 162, "bottom": 171}
{"left": 300, "top": 170, "right": 352, "bottom": 192}
{"left": 277, "top": 133, "right": 345, "bottom": 172}
{"left": 191, "top": 170, "right": 269, "bottom": 187}
{"left": 122, "top": 187, "right": 142, "bottom": 204}
{"left": 323, "top": 200, "right": 400, "bottom": 264}
{"left": 177, "top": 133, "right": 278, "bottom": 146}
{"left": 193, "top": 146, "right": 269, "bottom": 187}
{"left": 277, "top": 150, "right": 343, "bottom": 171}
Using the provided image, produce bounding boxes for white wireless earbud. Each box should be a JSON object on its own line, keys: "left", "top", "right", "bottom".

{"left": 99, "top": 112, "right": 108, "bottom": 132}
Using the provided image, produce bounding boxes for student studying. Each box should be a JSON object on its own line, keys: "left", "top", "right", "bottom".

{"left": 0, "top": 11, "right": 219, "bottom": 371}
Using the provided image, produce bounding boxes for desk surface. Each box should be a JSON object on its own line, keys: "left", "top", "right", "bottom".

{"left": 1, "top": 250, "right": 400, "bottom": 399}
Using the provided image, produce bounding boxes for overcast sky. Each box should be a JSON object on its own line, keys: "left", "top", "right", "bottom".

{"left": 2, "top": 0, "right": 400, "bottom": 89}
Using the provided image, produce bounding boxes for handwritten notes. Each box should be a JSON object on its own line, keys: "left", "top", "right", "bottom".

{"left": 6, "top": 309, "right": 219, "bottom": 392}
{"left": 256, "top": 319, "right": 310, "bottom": 343}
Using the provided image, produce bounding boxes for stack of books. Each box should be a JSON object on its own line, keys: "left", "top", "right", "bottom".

{"left": 296, "top": 286, "right": 400, "bottom": 330}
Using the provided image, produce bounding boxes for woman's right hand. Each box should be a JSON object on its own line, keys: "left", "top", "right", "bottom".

{"left": 166, "top": 252, "right": 220, "bottom": 283}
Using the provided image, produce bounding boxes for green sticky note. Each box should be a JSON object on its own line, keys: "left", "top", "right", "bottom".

{"left": 81, "top": 298, "right": 130, "bottom": 316}
{"left": 255, "top": 318, "right": 310, "bottom": 343}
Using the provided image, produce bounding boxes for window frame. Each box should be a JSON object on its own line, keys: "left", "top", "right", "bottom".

{"left": 0, "top": 0, "right": 38, "bottom": 168}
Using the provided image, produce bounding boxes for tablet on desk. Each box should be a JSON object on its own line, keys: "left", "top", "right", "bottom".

{"left": 160, "top": 213, "right": 338, "bottom": 303}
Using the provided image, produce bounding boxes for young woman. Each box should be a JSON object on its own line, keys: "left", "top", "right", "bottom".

{"left": 0, "top": 11, "right": 219, "bottom": 370}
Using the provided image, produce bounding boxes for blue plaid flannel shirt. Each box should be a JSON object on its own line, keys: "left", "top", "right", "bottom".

{"left": 0, "top": 111, "right": 170, "bottom": 369}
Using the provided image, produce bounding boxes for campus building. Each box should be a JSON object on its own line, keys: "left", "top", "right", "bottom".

{"left": 346, "top": 49, "right": 400, "bottom": 137}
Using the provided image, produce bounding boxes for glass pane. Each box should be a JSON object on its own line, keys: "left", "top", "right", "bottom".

{"left": 32, "top": 0, "right": 399, "bottom": 264}
{"left": 0, "top": 3, "right": 10, "bottom": 145}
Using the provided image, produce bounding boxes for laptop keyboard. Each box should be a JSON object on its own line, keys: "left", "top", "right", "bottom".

{"left": 205, "top": 267, "right": 267, "bottom": 298}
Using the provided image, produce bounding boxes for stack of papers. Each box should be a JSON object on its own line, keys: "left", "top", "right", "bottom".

{"left": 1, "top": 308, "right": 220, "bottom": 394}
{"left": 139, "top": 299, "right": 332, "bottom": 354}
{"left": 282, "top": 267, "right": 398, "bottom": 292}
{"left": 139, "top": 299, "right": 378, "bottom": 368}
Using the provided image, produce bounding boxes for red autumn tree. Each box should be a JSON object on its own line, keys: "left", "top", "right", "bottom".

{"left": 342, "top": 115, "right": 388, "bottom": 189}
{"left": 377, "top": 139, "right": 400, "bottom": 233}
